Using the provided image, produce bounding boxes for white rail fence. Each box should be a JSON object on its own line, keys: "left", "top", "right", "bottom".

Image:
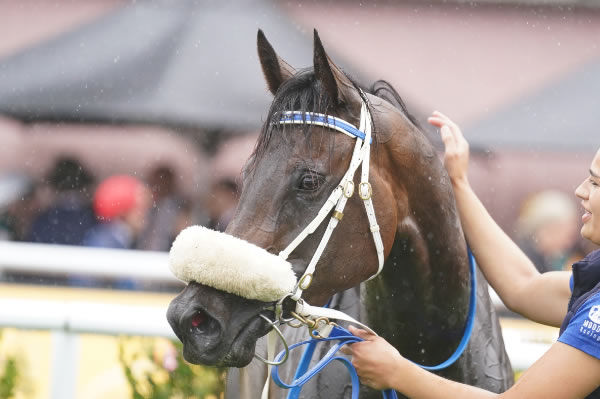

{"left": 0, "top": 241, "right": 179, "bottom": 399}
{"left": 0, "top": 241, "right": 554, "bottom": 398}
{"left": 0, "top": 298, "right": 175, "bottom": 399}
{"left": 0, "top": 241, "right": 179, "bottom": 282}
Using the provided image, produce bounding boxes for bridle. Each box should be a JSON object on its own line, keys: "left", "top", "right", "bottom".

{"left": 256, "top": 90, "right": 394, "bottom": 398}
{"left": 255, "top": 90, "right": 380, "bottom": 342}
{"left": 278, "top": 91, "right": 384, "bottom": 301}
{"left": 255, "top": 92, "right": 386, "bottom": 354}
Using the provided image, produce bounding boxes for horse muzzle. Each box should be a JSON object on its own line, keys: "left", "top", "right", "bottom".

{"left": 166, "top": 281, "right": 273, "bottom": 367}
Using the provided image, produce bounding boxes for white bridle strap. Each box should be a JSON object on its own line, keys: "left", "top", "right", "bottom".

{"left": 277, "top": 185, "right": 344, "bottom": 261}
{"left": 277, "top": 97, "right": 385, "bottom": 304}
{"left": 295, "top": 300, "right": 376, "bottom": 335}
{"left": 287, "top": 134, "right": 366, "bottom": 301}
{"left": 358, "top": 102, "right": 385, "bottom": 281}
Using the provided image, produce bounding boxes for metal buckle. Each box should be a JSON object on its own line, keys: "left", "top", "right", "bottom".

{"left": 286, "top": 299, "right": 306, "bottom": 328}
{"left": 290, "top": 312, "right": 336, "bottom": 339}
{"left": 332, "top": 210, "right": 344, "bottom": 221}
{"left": 290, "top": 311, "right": 313, "bottom": 327}
{"left": 309, "top": 317, "right": 336, "bottom": 339}
{"left": 342, "top": 181, "right": 355, "bottom": 198}
{"left": 298, "top": 273, "right": 313, "bottom": 290}
{"left": 359, "top": 182, "right": 372, "bottom": 200}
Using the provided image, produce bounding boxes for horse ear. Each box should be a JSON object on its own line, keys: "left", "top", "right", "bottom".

{"left": 257, "top": 29, "right": 296, "bottom": 95}
{"left": 313, "top": 29, "right": 355, "bottom": 106}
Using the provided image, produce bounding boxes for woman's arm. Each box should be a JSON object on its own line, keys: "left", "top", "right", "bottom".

{"left": 346, "top": 326, "right": 600, "bottom": 399}
{"left": 427, "top": 111, "right": 571, "bottom": 327}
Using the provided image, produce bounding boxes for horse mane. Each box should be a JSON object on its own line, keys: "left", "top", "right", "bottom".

{"left": 369, "top": 80, "right": 421, "bottom": 129}
{"left": 249, "top": 70, "right": 419, "bottom": 173}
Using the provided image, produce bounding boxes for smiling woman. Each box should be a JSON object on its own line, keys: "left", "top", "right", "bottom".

{"left": 576, "top": 152, "right": 600, "bottom": 245}
{"left": 346, "top": 114, "right": 600, "bottom": 399}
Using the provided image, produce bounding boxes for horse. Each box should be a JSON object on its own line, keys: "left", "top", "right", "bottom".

{"left": 167, "top": 29, "right": 514, "bottom": 398}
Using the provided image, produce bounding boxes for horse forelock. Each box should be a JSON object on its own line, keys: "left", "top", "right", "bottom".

{"left": 249, "top": 68, "right": 330, "bottom": 174}
{"left": 248, "top": 70, "right": 419, "bottom": 175}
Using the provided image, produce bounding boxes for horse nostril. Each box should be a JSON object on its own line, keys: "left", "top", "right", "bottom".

{"left": 186, "top": 309, "right": 221, "bottom": 340}
{"left": 191, "top": 311, "right": 206, "bottom": 327}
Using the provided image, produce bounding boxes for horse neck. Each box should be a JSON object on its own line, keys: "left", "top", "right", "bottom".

{"left": 362, "top": 125, "right": 471, "bottom": 365}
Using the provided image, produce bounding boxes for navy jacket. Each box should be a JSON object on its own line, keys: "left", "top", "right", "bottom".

{"left": 559, "top": 250, "right": 600, "bottom": 398}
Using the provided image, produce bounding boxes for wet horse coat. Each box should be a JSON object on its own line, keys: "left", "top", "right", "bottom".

{"left": 167, "top": 30, "right": 513, "bottom": 398}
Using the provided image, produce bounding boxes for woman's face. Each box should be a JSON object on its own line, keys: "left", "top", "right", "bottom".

{"left": 575, "top": 149, "right": 600, "bottom": 245}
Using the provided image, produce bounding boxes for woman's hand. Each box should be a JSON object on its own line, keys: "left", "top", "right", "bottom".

{"left": 342, "top": 326, "right": 405, "bottom": 390}
{"left": 427, "top": 111, "right": 470, "bottom": 186}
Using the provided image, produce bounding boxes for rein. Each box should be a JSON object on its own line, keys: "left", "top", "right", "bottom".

{"left": 271, "top": 324, "right": 398, "bottom": 399}
{"left": 258, "top": 92, "right": 477, "bottom": 398}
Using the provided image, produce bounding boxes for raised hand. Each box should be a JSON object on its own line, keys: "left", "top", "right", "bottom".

{"left": 428, "top": 110, "right": 470, "bottom": 185}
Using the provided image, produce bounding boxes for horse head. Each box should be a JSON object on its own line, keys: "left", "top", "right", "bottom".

{"left": 167, "top": 29, "right": 467, "bottom": 368}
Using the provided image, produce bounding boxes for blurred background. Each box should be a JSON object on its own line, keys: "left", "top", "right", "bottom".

{"left": 0, "top": 0, "right": 598, "bottom": 397}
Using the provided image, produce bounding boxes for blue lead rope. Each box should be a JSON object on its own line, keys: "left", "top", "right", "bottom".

{"left": 419, "top": 248, "right": 477, "bottom": 370}
{"left": 273, "top": 248, "right": 477, "bottom": 398}
{"left": 286, "top": 299, "right": 332, "bottom": 399}
{"left": 272, "top": 325, "right": 398, "bottom": 399}
{"left": 286, "top": 335, "right": 317, "bottom": 398}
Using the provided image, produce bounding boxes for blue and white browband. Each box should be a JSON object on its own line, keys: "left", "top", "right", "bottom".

{"left": 278, "top": 111, "right": 372, "bottom": 143}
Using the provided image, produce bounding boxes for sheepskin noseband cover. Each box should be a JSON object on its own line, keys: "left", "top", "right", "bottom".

{"left": 169, "top": 225, "right": 297, "bottom": 302}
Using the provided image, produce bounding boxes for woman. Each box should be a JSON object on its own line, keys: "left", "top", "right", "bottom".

{"left": 344, "top": 111, "right": 600, "bottom": 398}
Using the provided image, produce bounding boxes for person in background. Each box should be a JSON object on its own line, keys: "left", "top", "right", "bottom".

{"left": 27, "top": 157, "right": 96, "bottom": 245}
{"left": 515, "top": 189, "right": 581, "bottom": 272}
{"left": 83, "top": 175, "right": 151, "bottom": 250}
{"left": 0, "top": 172, "right": 38, "bottom": 242}
{"left": 206, "top": 178, "right": 239, "bottom": 232}
{"left": 170, "top": 197, "right": 195, "bottom": 242}
{"left": 138, "top": 165, "right": 185, "bottom": 251}
{"left": 344, "top": 111, "right": 600, "bottom": 398}
{"left": 76, "top": 175, "right": 151, "bottom": 290}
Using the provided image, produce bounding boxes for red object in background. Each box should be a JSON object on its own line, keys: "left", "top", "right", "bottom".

{"left": 94, "top": 175, "right": 142, "bottom": 220}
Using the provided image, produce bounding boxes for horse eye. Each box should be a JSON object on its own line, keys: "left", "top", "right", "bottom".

{"left": 298, "top": 172, "right": 323, "bottom": 192}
